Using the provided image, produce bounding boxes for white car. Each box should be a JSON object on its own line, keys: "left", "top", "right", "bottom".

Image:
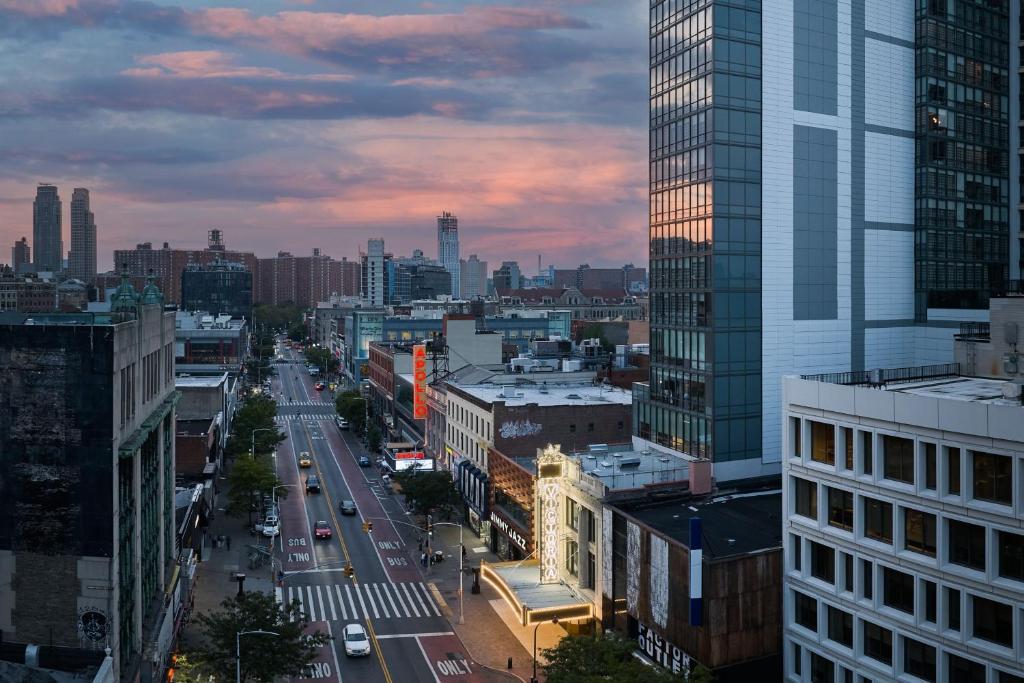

{"left": 261, "top": 514, "right": 280, "bottom": 537}
{"left": 342, "top": 623, "right": 371, "bottom": 657}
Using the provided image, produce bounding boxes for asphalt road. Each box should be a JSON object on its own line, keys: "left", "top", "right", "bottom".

{"left": 268, "top": 342, "right": 482, "bottom": 683}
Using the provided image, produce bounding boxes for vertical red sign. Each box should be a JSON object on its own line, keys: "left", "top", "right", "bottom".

{"left": 413, "top": 344, "right": 428, "bottom": 420}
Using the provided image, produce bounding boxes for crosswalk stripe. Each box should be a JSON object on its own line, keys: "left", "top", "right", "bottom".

{"left": 325, "top": 584, "right": 338, "bottom": 621}
{"left": 390, "top": 583, "right": 410, "bottom": 617}
{"left": 409, "top": 582, "right": 431, "bottom": 616}
{"left": 361, "top": 584, "right": 380, "bottom": 618}
{"left": 345, "top": 585, "right": 358, "bottom": 618}
{"left": 417, "top": 582, "right": 442, "bottom": 617}
{"left": 306, "top": 586, "right": 317, "bottom": 621}
{"left": 400, "top": 583, "right": 421, "bottom": 618}
{"left": 334, "top": 586, "right": 348, "bottom": 620}
{"left": 372, "top": 584, "right": 391, "bottom": 619}
{"left": 316, "top": 586, "right": 327, "bottom": 622}
{"left": 355, "top": 582, "right": 371, "bottom": 619}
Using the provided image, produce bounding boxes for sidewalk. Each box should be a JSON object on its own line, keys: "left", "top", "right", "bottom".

{"left": 395, "top": 510, "right": 537, "bottom": 683}
{"left": 180, "top": 472, "right": 276, "bottom": 650}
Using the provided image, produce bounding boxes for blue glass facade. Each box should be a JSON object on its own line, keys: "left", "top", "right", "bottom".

{"left": 637, "top": 0, "right": 762, "bottom": 464}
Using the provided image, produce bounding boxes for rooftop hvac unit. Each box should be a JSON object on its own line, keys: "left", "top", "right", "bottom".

{"left": 618, "top": 458, "right": 642, "bottom": 469}
{"left": 1001, "top": 382, "right": 1022, "bottom": 399}
{"left": 589, "top": 444, "right": 609, "bottom": 453}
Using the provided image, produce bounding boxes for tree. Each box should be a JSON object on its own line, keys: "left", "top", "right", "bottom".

{"left": 304, "top": 347, "right": 338, "bottom": 376}
{"left": 543, "top": 633, "right": 695, "bottom": 683}
{"left": 227, "top": 396, "right": 284, "bottom": 459}
{"left": 252, "top": 304, "right": 304, "bottom": 333}
{"left": 393, "top": 469, "right": 460, "bottom": 518}
{"left": 335, "top": 391, "right": 366, "bottom": 434}
{"left": 287, "top": 322, "right": 307, "bottom": 342}
{"left": 192, "top": 591, "right": 331, "bottom": 683}
{"left": 366, "top": 423, "right": 382, "bottom": 453}
{"left": 227, "top": 456, "right": 285, "bottom": 523}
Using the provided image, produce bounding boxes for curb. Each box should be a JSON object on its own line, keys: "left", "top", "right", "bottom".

{"left": 427, "top": 582, "right": 455, "bottom": 619}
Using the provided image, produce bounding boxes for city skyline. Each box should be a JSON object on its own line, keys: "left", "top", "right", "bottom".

{"left": 0, "top": 1, "right": 648, "bottom": 271}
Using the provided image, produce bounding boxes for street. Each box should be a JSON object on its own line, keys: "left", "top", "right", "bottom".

{"left": 269, "top": 342, "right": 485, "bottom": 683}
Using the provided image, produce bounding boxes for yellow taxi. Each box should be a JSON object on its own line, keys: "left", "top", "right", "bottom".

{"left": 298, "top": 452, "right": 312, "bottom": 468}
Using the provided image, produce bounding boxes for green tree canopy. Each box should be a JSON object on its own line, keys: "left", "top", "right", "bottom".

{"left": 335, "top": 392, "right": 366, "bottom": 434}
{"left": 226, "top": 456, "right": 285, "bottom": 521}
{"left": 227, "top": 396, "right": 284, "bottom": 458}
{"left": 191, "top": 591, "right": 331, "bottom": 683}
{"left": 304, "top": 347, "right": 339, "bottom": 375}
{"left": 393, "top": 468, "right": 460, "bottom": 518}
{"left": 252, "top": 304, "right": 304, "bottom": 333}
{"left": 366, "top": 423, "right": 382, "bottom": 453}
{"left": 543, "top": 633, "right": 707, "bottom": 683}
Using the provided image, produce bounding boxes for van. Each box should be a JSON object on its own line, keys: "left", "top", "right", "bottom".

{"left": 305, "top": 475, "right": 321, "bottom": 494}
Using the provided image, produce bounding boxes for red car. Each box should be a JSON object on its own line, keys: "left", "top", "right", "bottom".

{"left": 314, "top": 382, "right": 325, "bottom": 391}
{"left": 314, "top": 521, "right": 332, "bottom": 540}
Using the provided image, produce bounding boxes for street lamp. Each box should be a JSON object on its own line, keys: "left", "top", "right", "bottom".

{"left": 531, "top": 617, "right": 559, "bottom": 683}
{"left": 431, "top": 521, "right": 465, "bottom": 625}
{"left": 250, "top": 427, "right": 275, "bottom": 459}
{"left": 236, "top": 629, "right": 278, "bottom": 683}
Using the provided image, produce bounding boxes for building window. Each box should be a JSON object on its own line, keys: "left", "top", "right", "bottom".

{"left": 946, "top": 587, "right": 961, "bottom": 631}
{"left": 843, "top": 553, "right": 853, "bottom": 592}
{"left": 882, "top": 566, "right": 915, "bottom": 614}
{"left": 923, "top": 442, "right": 936, "bottom": 490}
{"left": 903, "top": 638, "right": 936, "bottom": 682}
{"left": 794, "top": 477, "right": 817, "bottom": 520}
{"left": 947, "top": 447, "right": 961, "bottom": 495}
{"left": 864, "top": 497, "right": 893, "bottom": 543}
{"left": 862, "top": 559, "right": 873, "bottom": 600}
{"left": 810, "top": 421, "right": 835, "bottom": 465}
{"left": 904, "top": 508, "right": 937, "bottom": 557}
{"left": 863, "top": 621, "right": 892, "bottom": 665}
{"left": 587, "top": 422, "right": 594, "bottom": 432}
{"left": 827, "top": 605, "right": 853, "bottom": 647}
{"left": 949, "top": 519, "right": 985, "bottom": 571}
{"left": 999, "top": 673, "right": 1024, "bottom": 683}
{"left": 566, "top": 498, "right": 580, "bottom": 531}
{"left": 999, "top": 531, "right": 1024, "bottom": 581}
{"left": 810, "top": 652, "right": 834, "bottom": 683}
{"left": 923, "top": 580, "right": 936, "bottom": 623}
{"left": 842, "top": 426, "right": 853, "bottom": 470}
{"left": 947, "top": 654, "right": 985, "bottom": 683}
{"left": 972, "top": 451, "right": 1012, "bottom": 505}
{"left": 810, "top": 541, "right": 835, "bottom": 584}
{"left": 565, "top": 540, "right": 579, "bottom": 577}
{"left": 794, "top": 591, "right": 817, "bottom": 631}
{"left": 973, "top": 595, "right": 1013, "bottom": 647}
{"left": 828, "top": 487, "right": 853, "bottom": 530}
{"left": 569, "top": 424, "right": 576, "bottom": 433}
{"left": 791, "top": 534, "right": 802, "bottom": 572}
{"left": 793, "top": 643, "right": 802, "bottom": 677}
{"left": 883, "top": 435, "right": 914, "bottom": 484}
{"left": 791, "top": 416, "right": 802, "bottom": 458}
{"left": 861, "top": 431, "right": 873, "bottom": 475}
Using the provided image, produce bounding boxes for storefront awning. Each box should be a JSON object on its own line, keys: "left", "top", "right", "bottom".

{"left": 480, "top": 561, "right": 593, "bottom": 627}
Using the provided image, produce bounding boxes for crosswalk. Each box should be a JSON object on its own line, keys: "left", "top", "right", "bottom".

{"left": 275, "top": 414, "right": 334, "bottom": 423}
{"left": 280, "top": 582, "right": 443, "bottom": 622}
{"left": 276, "top": 400, "right": 334, "bottom": 407}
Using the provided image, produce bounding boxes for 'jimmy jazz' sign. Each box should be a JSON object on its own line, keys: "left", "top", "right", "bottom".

{"left": 490, "top": 510, "right": 528, "bottom": 552}
{"left": 413, "top": 344, "right": 427, "bottom": 420}
{"left": 637, "top": 622, "right": 691, "bottom": 676}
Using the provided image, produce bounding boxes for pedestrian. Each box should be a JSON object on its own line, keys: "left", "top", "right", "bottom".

{"left": 421, "top": 552, "right": 428, "bottom": 567}
{"left": 418, "top": 538, "right": 423, "bottom": 552}
{"left": 226, "top": 536, "right": 231, "bottom": 551}
{"left": 461, "top": 544, "right": 466, "bottom": 560}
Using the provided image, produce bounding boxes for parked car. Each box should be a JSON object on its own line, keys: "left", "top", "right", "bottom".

{"left": 298, "top": 452, "right": 312, "bottom": 468}
{"left": 313, "top": 520, "right": 332, "bottom": 540}
{"left": 335, "top": 417, "right": 350, "bottom": 430}
{"left": 358, "top": 455, "right": 371, "bottom": 467}
{"left": 339, "top": 500, "right": 357, "bottom": 515}
{"left": 305, "top": 475, "right": 321, "bottom": 493}
{"left": 314, "top": 382, "right": 325, "bottom": 391}
{"left": 342, "top": 623, "right": 371, "bottom": 657}
{"left": 260, "top": 515, "right": 280, "bottom": 537}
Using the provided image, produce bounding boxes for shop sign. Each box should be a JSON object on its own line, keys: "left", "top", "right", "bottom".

{"left": 396, "top": 451, "right": 425, "bottom": 460}
{"left": 413, "top": 344, "right": 428, "bottom": 419}
{"left": 637, "top": 622, "right": 691, "bottom": 676}
{"left": 490, "top": 510, "right": 528, "bottom": 551}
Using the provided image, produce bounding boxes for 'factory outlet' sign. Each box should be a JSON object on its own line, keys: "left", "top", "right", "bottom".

{"left": 637, "top": 622, "right": 691, "bottom": 676}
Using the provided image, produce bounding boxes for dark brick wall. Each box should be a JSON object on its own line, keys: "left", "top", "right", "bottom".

{"left": 491, "top": 402, "right": 632, "bottom": 457}
{"left": 12, "top": 552, "right": 81, "bottom": 646}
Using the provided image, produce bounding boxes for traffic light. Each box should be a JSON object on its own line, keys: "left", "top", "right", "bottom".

{"left": 426, "top": 514, "right": 433, "bottom": 537}
{"left": 343, "top": 563, "right": 354, "bottom": 578}
{"left": 361, "top": 521, "right": 373, "bottom": 533}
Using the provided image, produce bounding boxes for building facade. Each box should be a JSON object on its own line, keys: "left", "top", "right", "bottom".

{"left": 437, "top": 211, "right": 460, "bottom": 297}
{"left": 11, "top": 236, "right": 30, "bottom": 273}
{"left": 783, "top": 369, "right": 1024, "bottom": 682}
{"left": 32, "top": 183, "right": 62, "bottom": 272}
{"left": 254, "top": 248, "right": 350, "bottom": 308}
{"left": 361, "top": 239, "right": 389, "bottom": 308}
{"left": 181, "top": 261, "right": 253, "bottom": 320}
{"left": 460, "top": 254, "right": 487, "bottom": 299}
{"left": 492, "top": 261, "right": 522, "bottom": 291}
{"left": 69, "top": 188, "right": 97, "bottom": 281}
{"left": 495, "top": 287, "right": 644, "bottom": 321}
{"left": 174, "top": 312, "right": 248, "bottom": 376}
{"left": 0, "top": 281, "right": 177, "bottom": 682}
{"left": 0, "top": 270, "right": 56, "bottom": 312}
{"left": 640, "top": 0, "right": 1014, "bottom": 483}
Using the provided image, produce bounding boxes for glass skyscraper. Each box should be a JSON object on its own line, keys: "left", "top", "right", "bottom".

{"left": 32, "top": 183, "right": 62, "bottom": 273}
{"left": 437, "top": 211, "right": 460, "bottom": 296}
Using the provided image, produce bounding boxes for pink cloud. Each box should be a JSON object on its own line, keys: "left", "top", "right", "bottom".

{"left": 0, "top": 0, "right": 79, "bottom": 16}
{"left": 122, "top": 50, "right": 352, "bottom": 82}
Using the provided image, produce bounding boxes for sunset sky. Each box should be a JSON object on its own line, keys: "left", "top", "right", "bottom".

{"left": 0, "top": 0, "right": 648, "bottom": 273}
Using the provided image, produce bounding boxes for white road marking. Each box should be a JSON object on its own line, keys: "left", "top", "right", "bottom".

{"left": 373, "top": 631, "right": 455, "bottom": 640}
{"left": 417, "top": 583, "right": 442, "bottom": 617}
{"left": 306, "top": 586, "right": 317, "bottom": 621}
{"left": 362, "top": 584, "right": 380, "bottom": 619}
{"left": 334, "top": 586, "right": 348, "bottom": 620}
{"left": 345, "top": 584, "right": 358, "bottom": 617}
{"left": 400, "top": 583, "right": 422, "bottom": 618}
{"left": 372, "top": 584, "right": 391, "bottom": 619}
{"left": 325, "top": 584, "right": 338, "bottom": 621}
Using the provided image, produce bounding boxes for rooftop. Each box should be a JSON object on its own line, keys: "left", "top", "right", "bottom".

{"left": 176, "top": 373, "right": 228, "bottom": 388}
{"left": 449, "top": 382, "right": 631, "bottom": 407}
{"left": 176, "top": 418, "right": 215, "bottom": 436}
{"left": 612, "top": 490, "right": 783, "bottom": 559}
{"left": 801, "top": 363, "right": 1024, "bottom": 406}
{"left": 564, "top": 441, "right": 693, "bottom": 490}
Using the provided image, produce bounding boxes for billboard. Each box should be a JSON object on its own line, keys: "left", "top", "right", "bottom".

{"left": 412, "top": 344, "right": 428, "bottom": 420}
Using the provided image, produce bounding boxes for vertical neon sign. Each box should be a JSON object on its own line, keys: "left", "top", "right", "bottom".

{"left": 413, "top": 344, "right": 428, "bottom": 420}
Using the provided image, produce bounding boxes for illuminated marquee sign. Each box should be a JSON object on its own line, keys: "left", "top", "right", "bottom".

{"left": 537, "top": 444, "right": 563, "bottom": 584}
{"left": 413, "top": 344, "right": 428, "bottom": 420}
{"left": 395, "top": 451, "right": 425, "bottom": 460}
{"left": 490, "top": 510, "right": 528, "bottom": 552}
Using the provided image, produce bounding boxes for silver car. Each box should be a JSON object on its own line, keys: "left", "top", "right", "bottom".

{"left": 342, "top": 623, "right": 371, "bottom": 657}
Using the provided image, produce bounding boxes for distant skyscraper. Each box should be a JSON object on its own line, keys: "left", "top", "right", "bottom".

{"left": 11, "top": 237, "right": 29, "bottom": 272}
{"left": 32, "top": 184, "right": 61, "bottom": 272}
{"left": 437, "top": 211, "right": 460, "bottom": 296}
{"left": 361, "top": 238, "right": 388, "bottom": 307}
{"left": 460, "top": 254, "right": 487, "bottom": 299}
{"left": 68, "top": 188, "right": 97, "bottom": 280}
{"left": 492, "top": 261, "right": 521, "bottom": 291}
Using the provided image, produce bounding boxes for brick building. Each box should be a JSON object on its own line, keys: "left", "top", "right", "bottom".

{"left": 256, "top": 249, "right": 358, "bottom": 307}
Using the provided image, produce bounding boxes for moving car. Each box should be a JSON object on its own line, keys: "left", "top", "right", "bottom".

{"left": 335, "top": 416, "right": 349, "bottom": 430}
{"left": 342, "top": 623, "right": 371, "bottom": 657}
{"left": 305, "top": 475, "right": 321, "bottom": 494}
{"left": 358, "top": 456, "right": 371, "bottom": 467}
{"left": 339, "top": 500, "right": 357, "bottom": 515}
{"left": 313, "top": 520, "right": 332, "bottom": 540}
{"left": 314, "top": 382, "right": 325, "bottom": 391}
{"left": 298, "top": 452, "right": 312, "bottom": 468}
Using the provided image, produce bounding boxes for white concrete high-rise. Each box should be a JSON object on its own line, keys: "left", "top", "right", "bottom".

{"left": 361, "top": 238, "right": 387, "bottom": 307}
{"left": 459, "top": 254, "right": 487, "bottom": 299}
{"left": 69, "top": 188, "right": 97, "bottom": 280}
{"left": 437, "top": 211, "right": 460, "bottom": 297}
